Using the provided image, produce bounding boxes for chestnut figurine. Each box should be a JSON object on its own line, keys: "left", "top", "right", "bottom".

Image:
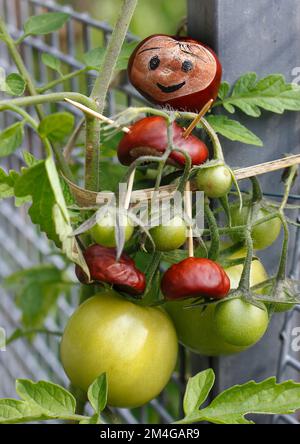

{"left": 117, "top": 116, "right": 209, "bottom": 167}
{"left": 128, "top": 34, "right": 222, "bottom": 113}
{"left": 161, "top": 257, "right": 230, "bottom": 301}
{"left": 76, "top": 244, "right": 146, "bottom": 296}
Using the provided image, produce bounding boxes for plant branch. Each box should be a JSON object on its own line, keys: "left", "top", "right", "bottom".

{"left": 0, "top": 92, "right": 96, "bottom": 110}
{"left": 37, "top": 68, "right": 89, "bottom": 94}
{"left": 0, "top": 16, "right": 43, "bottom": 120}
{"left": 90, "top": 0, "right": 138, "bottom": 113}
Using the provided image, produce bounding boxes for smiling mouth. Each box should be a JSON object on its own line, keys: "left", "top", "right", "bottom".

{"left": 157, "top": 81, "right": 186, "bottom": 93}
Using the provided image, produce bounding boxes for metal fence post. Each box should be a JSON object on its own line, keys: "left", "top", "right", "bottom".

{"left": 187, "top": 0, "right": 300, "bottom": 422}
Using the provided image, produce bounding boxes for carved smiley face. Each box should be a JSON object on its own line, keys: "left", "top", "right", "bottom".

{"left": 128, "top": 35, "right": 222, "bottom": 112}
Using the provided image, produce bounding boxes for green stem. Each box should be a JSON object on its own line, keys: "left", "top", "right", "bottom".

{"left": 276, "top": 214, "right": 289, "bottom": 281}
{"left": 0, "top": 16, "right": 43, "bottom": 120}
{"left": 204, "top": 198, "right": 220, "bottom": 261}
{"left": 85, "top": 116, "right": 101, "bottom": 191}
{"left": 0, "top": 92, "right": 96, "bottom": 110}
{"left": 90, "top": 0, "right": 138, "bottom": 113}
{"left": 6, "top": 329, "right": 62, "bottom": 346}
{"left": 37, "top": 68, "right": 89, "bottom": 93}
{"left": 238, "top": 227, "right": 253, "bottom": 292}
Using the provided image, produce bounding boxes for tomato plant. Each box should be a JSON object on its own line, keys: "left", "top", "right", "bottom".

{"left": 60, "top": 290, "right": 178, "bottom": 408}
{"left": 90, "top": 212, "right": 134, "bottom": 247}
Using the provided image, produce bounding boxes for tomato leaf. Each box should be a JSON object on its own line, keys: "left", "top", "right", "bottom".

{"left": 38, "top": 112, "right": 75, "bottom": 142}
{"left": 206, "top": 115, "right": 263, "bottom": 146}
{"left": 217, "top": 81, "right": 230, "bottom": 101}
{"left": 41, "top": 54, "right": 62, "bottom": 76}
{"left": 83, "top": 41, "right": 139, "bottom": 71}
{"left": 4, "top": 265, "right": 70, "bottom": 328}
{"left": 5, "top": 73, "right": 26, "bottom": 96}
{"left": 217, "top": 72, "right": 300, "bottom": 117}
{"left": 24, "top": 12, "right": 70, "bottom": 37}
{"left": 16, "top": 380, "right": 76, "bottom": 417}
{"left": 183, "top": 369, "right": 215, "bottom": 416}
{"left": 0, "top": 122, "right": 24, "bottom": 157}
{"left": 87, "top": 374, "right": 108, "bottom": 415}
{"left": 178, "top": 377, "right": 300, "bottom": 424}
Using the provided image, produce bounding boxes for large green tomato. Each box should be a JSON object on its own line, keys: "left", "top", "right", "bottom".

{"left": 90, "top": 212, "right": 133, "bottom": 247}
{"left": 60, "top": 290, "right": 178, "bottom": 408}
{"left": 165, "top": 254, "right": 269, "bottom": 356}
{"left": 149, "top": 216, "right": 187, "bottom": 251}
{"left": 230, "top": 206, "right": 281, "bottom": 250}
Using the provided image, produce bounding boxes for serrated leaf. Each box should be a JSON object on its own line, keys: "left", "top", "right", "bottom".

{"left": 82, "top": 47, "right": 106, "bottom": 69}
{"left": 87, "top": 374, "right": 107, "bottom": 415}
{"left": 16, "top": 380, "right": 76, "bottom": 417}
{"left": 24, "top": 12, "right": 70, "bottom": 37}
{"left": 38, "top": 112, "right": 74, "bottom": 142}
{"left": 4, "top": 265, "right": 68, "bottom": 328}
{"left": 219, "top": 72, "right": 300, "bottom": 117}
{"left": 218, "top": 81, "right": 230, "bottom": 100}
{"left": 183, "top": 369, "right": 215, "bottom": 416}
{"left": 41, "top": 54, "right": 62, "bottom": 76}
{"left": 0, "top": 122, "right": 24, "bottom": 157}
{"left": 0, "top": 399, "right": 42, "bottom": 424}
{"left": 206, "top": 115, "right": 263, "bottom": 146}
{"left": 14, "top": 161, "right": 60, "bottom": 245}
{"left": 0, "top": 167, "right": 15, "bottom": 199}
{"left": 23, "top": 151, "right": 40, "bottom": 167}
{"left": 83, "top": 41, "right": 139, "bottom": 71}
{"left": 181, "top": 377, "right": 300, "bottom": 424}
{"left": 5, "top": 73, "right": 26, "bottom": 96}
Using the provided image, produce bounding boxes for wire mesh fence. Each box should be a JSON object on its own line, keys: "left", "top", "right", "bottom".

{"left": 0, "top": 0, "right": 299, "bottom": 424}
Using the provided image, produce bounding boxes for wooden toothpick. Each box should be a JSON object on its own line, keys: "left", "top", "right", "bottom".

{"left": 185, "top": 181, "right": 194, "bottom": 257}
{"left": 183, "top": 99, "right": 214, "bottom": 138}
{"left": 65, "top": 98, "right": 130, "bottom": 133}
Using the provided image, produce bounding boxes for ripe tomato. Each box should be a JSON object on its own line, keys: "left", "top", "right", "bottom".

{"left": 60, "top": 290, "right": 178, "bottom": 408}
{"left": 165, "top": 253, "right": 269, "bottom": 356}
{"left": 90, "top": 212, "right": 133, "bottom": 248}
{"left": 196, "top": 165, "right": 232, "bottom": 198}
{"left": 150, "top": 216, "right": 187, "bottom": 251}
{"left": 230, "top": 206, "right": 281, "bottom": 250}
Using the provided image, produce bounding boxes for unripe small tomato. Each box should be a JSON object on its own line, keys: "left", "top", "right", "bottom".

{"left": 161, "top": 257, "right": 230, "bottom": 301}
{"left": 230, "top": 206, "right": 281, "bottom": 250}
{"left": 75, "top": 244, "right": 146, "bottom": 295}
{"left": 150, "top": 216, "right": 187, "bottom": 251}
{"left": 214, "top": 298, "right": 269, "bottom": 347}
{"left": 90, "top": 212, "right": 133, "bottom": 248}
{"left": 60, "top": 290, "right": 178, "bottom": 408}
{"left": 196, "top": 165, "right": 232, "bottom": 198}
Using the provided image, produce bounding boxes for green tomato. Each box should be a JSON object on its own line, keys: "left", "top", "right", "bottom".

{"left": 149, "top": 216, "right": 187, "bottom": 251}
{"left": 60, "top": 290, "right": 178, "bottom": 408}
{"left": 165, "top": 254, "right": 269, "bottom": 356}
{"left": 90, "top": 212, "right": 133, "bottom": 247}
{"left": 230, "top": 206, "right": 281, "bottom": 250}
{"left": 196, "top": 165, "right": 232, "bottom": 198}
{"left": 214, "top": 298, "right": 269, "bottom": 347}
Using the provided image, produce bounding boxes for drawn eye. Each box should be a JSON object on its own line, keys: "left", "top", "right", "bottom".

{"left": 182, "top": 60, "right": 193, "bottom": 72}
{"left": 149, "top": 56, "right": 160, "bottom": 70}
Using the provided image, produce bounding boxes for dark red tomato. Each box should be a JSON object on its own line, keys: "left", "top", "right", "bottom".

{"left": 117, "top": 116, "right": 209, "bottom": 167}
{"left": 161, "top": 257, "right": 230, "bottom": 301}
{"left": 75, "top": 244, "right": 146, "bottom": 296}
{"left": 128, "top": 34, "right": 222, "bottom": 113}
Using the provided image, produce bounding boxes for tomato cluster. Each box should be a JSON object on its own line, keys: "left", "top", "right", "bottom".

{"left": 62, "top": 34, "right": 285, "bottom": 410}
